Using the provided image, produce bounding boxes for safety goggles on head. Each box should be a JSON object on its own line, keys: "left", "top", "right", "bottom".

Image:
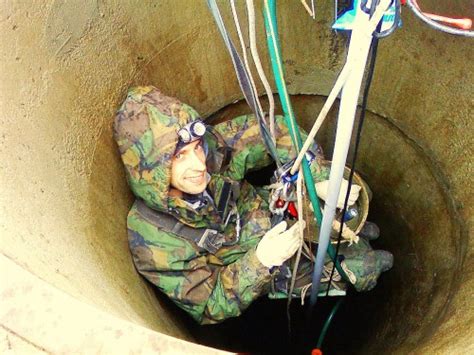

{"left": 177, "top": 120, "right": 207, "bottom": 144}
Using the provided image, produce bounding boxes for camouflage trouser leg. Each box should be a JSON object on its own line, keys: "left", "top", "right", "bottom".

{"left": 268, "top": 256, "right": 348, "bottom": 300}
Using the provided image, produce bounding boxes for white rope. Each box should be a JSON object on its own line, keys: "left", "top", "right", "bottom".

{"left": 289, "top": 1, "right": 391, "bottom": 176}
{"left": 300, "top": 283, "right": 312, "bottom": 305}
{"left": 290, "top": 65, "right": 351, "bottom": 175}
{"left": 230, "top": 0, "right": 266, "bottom": 124}
{"left": 300, "top": 0, "right": 314, "bottom": 17}
{"left": 302, "top": 240, "right": 315, "bottom": 261}
{"left": 299, "top": 261, "right": 356, "bottom": 305}
{"left": 245, "top": 0, "right": 277, "bottom": 144}
{"left": 287, "top": 168, "right": 305, "bottom": 309}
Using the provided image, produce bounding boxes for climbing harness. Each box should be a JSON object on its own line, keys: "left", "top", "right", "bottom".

{"left": 136, "top": 199, "right": 241, "bottom": 254}
{"left": 204, "top": 125, "right": 234, "bottom": 174}
{"left": 207, "top": 0, "right": 281, "bottom": 167}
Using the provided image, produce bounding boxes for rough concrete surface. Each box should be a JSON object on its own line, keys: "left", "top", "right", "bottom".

{"left": 0, "top": 0, "right": 472, "bottom": 354}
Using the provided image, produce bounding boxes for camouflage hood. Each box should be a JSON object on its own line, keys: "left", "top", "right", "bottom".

{"left": 114, "top": 86, "right": 201, "bottom": 213}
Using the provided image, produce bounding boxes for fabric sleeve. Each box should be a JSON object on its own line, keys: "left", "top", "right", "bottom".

{"left": 214, "top": 114, "right": 330, "bottom": 183}
{"left": 127, "top": 207, "right": 273, "bottom": 324}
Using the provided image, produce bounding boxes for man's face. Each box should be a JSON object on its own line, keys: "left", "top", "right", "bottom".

{"left": 170, "top": 139, "right": 207, "bottom": 195}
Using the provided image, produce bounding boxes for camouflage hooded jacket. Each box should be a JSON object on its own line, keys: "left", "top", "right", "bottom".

{"left": 114, "top": 86, "right": 329, "bottom": 324}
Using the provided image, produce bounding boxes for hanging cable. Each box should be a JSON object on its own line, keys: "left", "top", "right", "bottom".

{"left": 229, "top": 0, "right": 266, "bottom": 125}
{"left": 263, "top": 0, "right": 324, "bottom": 225}
{"left": 245, "top": 0, "right": 277, "bottom": 143}
{"left": 289, "top": 65, "right": 351, "bottom": 176}
{"left": 406, "top": 0, "right": 474, "bottom": 37}
{"left": 263, "top": 0, "right": 350, "bottom": 280}
{"left": 207, "top": 0, "right": 282, "bottom": 168}
{"left": 290, "top": 0, "right": 400, "bottom": 175}
{"left": 301, "top": 0, "right": 315, "bottom": 18}
{"left": 307, "top": 0, "right": 392, "bottom": 315}
{"left": 421, "top": 12, "right": 472, "bottom": 30}
{"left": 286, "top": 167, "right": 305, "bottom": 332}
{"left": 326, "top": 0, "right": 385, "bottom": 295}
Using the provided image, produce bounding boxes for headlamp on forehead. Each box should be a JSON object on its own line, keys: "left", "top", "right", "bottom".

{"left": 177, "top": 120, "right": 207, "bottom": 144}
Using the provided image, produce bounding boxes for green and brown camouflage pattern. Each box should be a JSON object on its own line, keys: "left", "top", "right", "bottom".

{"left": 114, "top": 86, "right": 392, "bottom": 324}
{"left": 339, "top": 238, "right": 394, "bottom": 292}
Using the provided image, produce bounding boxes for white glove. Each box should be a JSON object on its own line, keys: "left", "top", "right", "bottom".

{"left": 315, "top": 179, "right": 361, "bottom": 209}
{"left": 256, "top": 221, "right": 305, "bottom": 268}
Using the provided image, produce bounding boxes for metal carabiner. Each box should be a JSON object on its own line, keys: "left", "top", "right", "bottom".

{"left": 360, "top": 0, "right": 401, "bottom": 38}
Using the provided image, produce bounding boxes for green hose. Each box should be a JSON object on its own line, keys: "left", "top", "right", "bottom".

{"left": 317, "top": 298, "right": 343, "bottom": 349}
{"left": 262, "top": 0, "right": 322, "bottom": 225}
{"left": 262, "top": 0, "right": 348, "bottom": 281}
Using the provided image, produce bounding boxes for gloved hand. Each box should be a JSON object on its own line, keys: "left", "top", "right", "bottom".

{"left": 256, "top": 221, "right": 305, "bottom": 268}
{"left": 315, "top": 178, "right": 361, "bottom": 209}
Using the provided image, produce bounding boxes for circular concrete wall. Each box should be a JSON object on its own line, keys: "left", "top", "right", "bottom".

{"left": 1, "top": 1, "right": 472, "bottom": 353}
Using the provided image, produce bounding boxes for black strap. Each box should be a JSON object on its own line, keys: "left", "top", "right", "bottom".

{"left": 135, "top": 200, "right": 227, "bottom": 254}
{"left": 204, "top": 127, "right": 233, "bottom": 174}
{"left": 217, "top": 181, "right": 232, "bottom": 219}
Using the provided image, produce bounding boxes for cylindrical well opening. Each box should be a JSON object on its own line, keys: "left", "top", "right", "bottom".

{"left": 1, "top": 1, "right": 472, "bottom": 353}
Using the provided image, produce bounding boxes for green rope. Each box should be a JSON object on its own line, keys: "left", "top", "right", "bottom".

{"left": 263, "top": 0, "right": 348, "bottom": 280}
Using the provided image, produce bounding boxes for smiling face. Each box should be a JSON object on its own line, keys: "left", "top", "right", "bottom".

{"left": 169, "top": 139, "right": 207, "bottom": 197}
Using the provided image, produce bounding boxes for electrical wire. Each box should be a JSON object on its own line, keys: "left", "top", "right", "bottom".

{"left": 375, "top": 0, "right": 400, "bottom": 38}
{"left": 406, "top": 0, "right": 474, "bottom": 37}
{"left": 207, "top": 0, "right": 282, "bottom": 167}
{"left": 229, "top": 0, "right": 266, "bottom": 125}
{"left": 245, "top": 0, "right": 277, "bottom": 143}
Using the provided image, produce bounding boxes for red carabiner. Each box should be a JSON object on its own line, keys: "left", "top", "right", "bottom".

{"left": 287, "top": 202, "right": 298, "bottom": 218}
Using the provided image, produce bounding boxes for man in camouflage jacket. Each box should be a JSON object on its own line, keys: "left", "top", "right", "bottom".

{"left": 114, "top": 86, "right": 393, "bottom": 324}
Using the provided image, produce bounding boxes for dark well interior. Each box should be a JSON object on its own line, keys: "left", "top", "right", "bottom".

{"left": 182, "top": 95, "right": 467, "bottom": 354}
